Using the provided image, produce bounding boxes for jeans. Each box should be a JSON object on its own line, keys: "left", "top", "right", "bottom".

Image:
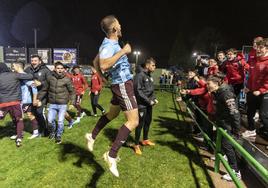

{"left": 33, "top": 105, "right": 47, "bottom": 135}
{"left": 47, "top": 104, "right": 67, "bottom": 137}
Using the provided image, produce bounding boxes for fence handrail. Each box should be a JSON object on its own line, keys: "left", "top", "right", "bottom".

{"left": 183, "top": 98, "right": 268, "bottom": 186}
{"left": 217, "top": 127, "right": 268, "bottom": 183}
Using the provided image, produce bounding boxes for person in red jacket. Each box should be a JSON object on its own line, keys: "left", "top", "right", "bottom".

{"left": 90, "top": 67, "right": 105, "bottom": 116}
{"left": 207, "top": 59, "right": 219, "bottom": 77}
{"left": 247, "top": 36, "right": 263, "bottom": 65}
{"left": 243, "top": 37, "right": 263, "bottom": 138}
{"left": 222, "top": 48, "right": 249, "bottom": 96}
{"left": 243, "top": 38, "right": 268, "bottom": 139}
{"left": 69, "top": 65, "right": 88, "bottom": 124}
{"left": 180, "top": 76, "right": 215, "bottom": 144}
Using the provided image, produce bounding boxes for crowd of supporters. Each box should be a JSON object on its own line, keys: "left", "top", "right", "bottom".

{"left": 178, "top": 36, "right": 268, "bottom": 181}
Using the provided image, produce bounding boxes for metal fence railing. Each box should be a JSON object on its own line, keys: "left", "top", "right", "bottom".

{"left": 184, "top": 99, "right": 268, "bottom": 187}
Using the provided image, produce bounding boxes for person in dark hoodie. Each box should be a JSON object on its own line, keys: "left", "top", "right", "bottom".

{"left": 217, "top": 51, "right": 227, "bottom": 72}
{"left": 25, "top": 55, "right": 52, "bottom": 136}
{"left": 37, "top": 62, "right": 75, "bottom": 144}
{"left": 207, "top": 73, "right": 241, "bottom": 181}
{"left": 0, "top": 63, "right": 33, "bottom": 147}
{"left": 133, "top": 58, "right": 158, "bottom": 155}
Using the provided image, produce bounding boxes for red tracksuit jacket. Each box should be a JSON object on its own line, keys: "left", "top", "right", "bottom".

{"left": 69, "top": 73, "right": 88, "bottom": 95}
{"left": 207, "top": 65, "right": 219, "bottom": 76}
{"left": 188, "top": 80, "right": 215, "bottom": 114}
{"left": 248, "top": 56, "right": 268, "bottom": 93}
{"left": 222, "top": 54, "right": 249, "bottom": 85}
{"left": 90, "top": 73, "right": 102, "bottom": 93}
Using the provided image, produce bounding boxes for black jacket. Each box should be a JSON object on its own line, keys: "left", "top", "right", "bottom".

{"left": 25, "top": 63, "right": 52, "bottom": 91}
{"left": 134, "top": 69, "right": 156, "bottom": 108}
{"left": 38, "top": 72, "right": 75, "bottom": 105}
{"left": 213, "top": 84, "right": 240, "bottom": 134}
{"left": 0, "top": 72, "right": 33, "bottom": 103}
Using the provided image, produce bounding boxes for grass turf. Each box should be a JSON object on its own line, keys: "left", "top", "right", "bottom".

{"left": 0, "top": 89, "right": 213, "bottom": 188}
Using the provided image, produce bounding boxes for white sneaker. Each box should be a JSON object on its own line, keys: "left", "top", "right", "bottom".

{"left": 242, "top": 130, "right": 256, "bottom": 138}
{"left": 73, "top": 118, "right": 80, "bottom": 124}
{"left": 28, "top": 133, "right": 40, "bottom": 139}
{"left": 103, "top": 151, "right": 120, "bottom": 177}
{"left": 253, "top": 112, "right": 259, "bottom": 122}
{"left": 222, "top": 170, "right": 241, "bottom": 181}
{"left": 85, "top": 133, "right": 95, "bottom": 152}
{"left": 16, "top": 138, "right": 22, "bottom": 147}
{"left": 81, "top": 112, "right": 86, "bottom": 118}
{"left": 10, "top": 135, "right": 17, "bottom": 140}
{"left": 211, "top": 154, "right": 228, "bottom": 162}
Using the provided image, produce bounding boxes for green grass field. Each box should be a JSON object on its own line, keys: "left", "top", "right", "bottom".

{"left": 0, "top": 89, "right": 213, "bottom": 188}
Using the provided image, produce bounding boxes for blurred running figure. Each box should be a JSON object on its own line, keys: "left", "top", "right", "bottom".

{"left": 0, "top": 63, "right": 33, "bottom": 147}
{"left": 12, "top": 61, "right": 40, "bottom": 139}
{"left": 89, "top": 66, "right": 105, "bottom": 117}
{"left": 85, "top": 15, "right": 139, "bottom": 177}
{"left": 69, "top": 65, "right": 88, "bottom": 125}
{"left": 38, "top": 62, "right": 75, "bottom": 144}
{"left": 133, "top": 58, "right": 157, "bottom": 155}
{"left": 25, "top": 55, "right": 51, "bottom": 136}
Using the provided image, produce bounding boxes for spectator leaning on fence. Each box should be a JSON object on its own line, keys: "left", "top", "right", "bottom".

{"left": 207, "top": 73, "right": 241, "bottom": 181}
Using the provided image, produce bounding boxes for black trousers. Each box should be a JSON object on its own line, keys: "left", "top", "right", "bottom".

{"left": 232, "top": 83, "right": 244, "bottom": 97}
{"left": 246, "top": 92, "right": 261, "bottom": 130}
{"left": 221, "top": 125, "right": 238, "bottom": 171}
{"left": 90, "top": 93, "right": 104, "bottom": 114}
{"left": 33, "top": 105, "right": 47, "bottom": 135}
{"left": 135, "top": 106, "right": 152, "bottom": 145}
{"left": 260, "top": 93, "right": 268, "bottom": 131}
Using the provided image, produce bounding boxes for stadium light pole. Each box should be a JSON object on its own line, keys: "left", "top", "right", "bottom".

{"left": 33, "top": 28, "right": 40, "bottom": 49}
{"left": 192, "top": 52, "right": 197, "bottom": 57}
{"left": 133, "top": 51, "right": 141, "bottom": 67}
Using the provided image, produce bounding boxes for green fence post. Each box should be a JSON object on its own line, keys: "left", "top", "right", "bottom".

{"left": 214, "top": 128, "right": 222, "bottom": 173}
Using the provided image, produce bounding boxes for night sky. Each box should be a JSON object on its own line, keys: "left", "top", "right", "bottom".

{"left": 0, "top": 0, "right": 268, "bottom": 67}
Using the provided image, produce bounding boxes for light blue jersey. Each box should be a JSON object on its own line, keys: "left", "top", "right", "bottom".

{"left": 99, "top": 37, "right": 132, "bottom": 84}
{"left": 21, "top": 79, "right": 38, "bottom": 104}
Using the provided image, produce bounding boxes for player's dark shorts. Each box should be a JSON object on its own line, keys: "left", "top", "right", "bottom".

{"left": 75, "top": 95, "right": 83, "bottom": 104}
{"left": 110, "top": 80, "right": 138, "bottom": 111}
{"left": 22, "top": 104, "right": 33, "bottom": 113}
{"left": 0, "top": 104, "right": 23, "bottom": 120}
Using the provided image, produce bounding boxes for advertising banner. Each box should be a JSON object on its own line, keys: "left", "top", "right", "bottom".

{"left": 4, "top": 47, "right": 27, "bottom": 64}
{"left": 53, "top": 48, "right": 77, "bottom": 64}
{"left": 29, "top": 48, "right": 52, "bottom": 64}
